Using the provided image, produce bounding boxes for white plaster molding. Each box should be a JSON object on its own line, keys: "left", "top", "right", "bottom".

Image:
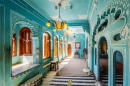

{"left": 10, "top": 10, "right": 40, "bottom": 36}
{"left": 49, "top": 0, "right": 71, "bottom": 9}
{"left": 78, "top": 15, "right": 87, "bottom": 20}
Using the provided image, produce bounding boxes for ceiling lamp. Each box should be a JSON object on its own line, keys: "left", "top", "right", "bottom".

{"left": 46, "top": 0, "right": 69, "bottom": 31}
{"left": 66, "top": 27, "right": 69, "bottom": 32}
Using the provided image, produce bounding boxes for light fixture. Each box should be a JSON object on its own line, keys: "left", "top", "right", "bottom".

{"left": 66, "top": 28, "right": 69, "bottom": 32}
{"left": 46, "top": 21, "right": 50, "bottom": 27}
{"left": 53, "top": 27, "right": 56, "bottom": 32}
{"left": 46, "top": 1, "right": 69, "bottom": 31}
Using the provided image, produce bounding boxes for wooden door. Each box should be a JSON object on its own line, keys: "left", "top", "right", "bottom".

{"left": 68, "top": 44, "right": 72, "bottom": 56}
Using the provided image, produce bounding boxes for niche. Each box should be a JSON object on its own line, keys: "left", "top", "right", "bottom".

{"left": 113, "top": 33, "right": 121, "bottom": 41}
{"left": 98, "top": 19, "right": 108, "bottom": 32}
{"left": 115, "top": 9, "right": 121, "bottom": 20}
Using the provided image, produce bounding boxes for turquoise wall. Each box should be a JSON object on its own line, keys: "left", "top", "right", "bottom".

{"left": 0, "top": 0, "right": 130, "bottom": 86}
{"left": 68, "top": 33, "right": 87, "bottom": 57}
{"left": 0, "top": 0, "right": 67, "bottom": 86}
{"left": 88, "top": 0, "right": 130, "bottom": 86}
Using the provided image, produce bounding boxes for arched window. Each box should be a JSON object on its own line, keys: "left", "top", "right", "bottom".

{"left": 19, "top": 27, "right": 32, "bottom": 56}
{"left": 113, "top": 33, "right": 121, "bottom": 41}
{"left": 60, "top": 38, "right": 62, "bottom": 55}
{"left": 12, "top": 33, "right": 17, "bottom": 57}
{"left": 54, "top": 36, "right": 58, "bottom": 58}
{"left": 43, "top": 32, "right": 50, "bottom": 58}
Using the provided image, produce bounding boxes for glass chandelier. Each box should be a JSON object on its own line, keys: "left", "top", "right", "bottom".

{"left": 46, "top": 2, "right": 69, "bottom": 32}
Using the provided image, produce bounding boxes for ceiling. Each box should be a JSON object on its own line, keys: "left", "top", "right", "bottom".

{"left": 24, "top": 0, "right": 108, "bottom": 34}
{"left": 25, "top": 0, "right": 95, "bottom": 23}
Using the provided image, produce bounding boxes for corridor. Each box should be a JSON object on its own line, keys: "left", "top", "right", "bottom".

{"left": 41, "top": 57, "right": 96, "bottom": 86}
{"left": 0, "top": 0, "right": 130, "bottom": 86}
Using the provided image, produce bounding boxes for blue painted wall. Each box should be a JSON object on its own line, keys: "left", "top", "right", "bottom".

{"left": 0, "top": 0, "right": 67, "bottom": 86}
{"left": 88, "top": 0, "right": 130, "bottom": 86}
{"left": 68, "top": 33, "right": 86, "bottom": 57}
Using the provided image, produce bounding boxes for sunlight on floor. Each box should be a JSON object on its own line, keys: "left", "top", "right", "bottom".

{"left": 67, "top": 56, "right": 72, "bottom": 58}
{"left": 60, "top": 62, "right": 69, "bottom": 64}
{"left": 64, "top": 59, "right": 70, "bottom": 61}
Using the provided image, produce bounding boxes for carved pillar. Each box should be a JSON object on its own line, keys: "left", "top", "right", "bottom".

{"left": 62, "top": 38, "right": 64, "bottom": 59}
{"left": 51, "top": 31, "right": 54, "bottom": 61}
{"left": 32, "top": 36, "right": 39, "bottom": 64}
{"left": 108, "top": 14, "right": 111, "bottom": 26}
{"left": 66, "top": 35, "right": 68, "bottom": 56}
{"left": 110, "top": 13, "right": 115, "bottom": 25}
{"left": 58, "top": 35, "right": 60, "bottom": 61}
{"left": 39, "top": 26, "right": 43, "bottom": 65}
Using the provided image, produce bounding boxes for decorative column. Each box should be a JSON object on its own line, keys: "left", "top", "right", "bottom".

{"left": 16, "top": 25, "right": 20, "bottom": 62}
{"left": 66, "top": 35, "right": 68, "bottom": 57}
{"left": 51, "top": 31, "right": 54, "bottom": 61}
{"left": 39, "top": 25, "right": 43, "bottom": 65}
{"left": 31, "top": 36, "right": 39, "bottom": 64}
{"left": 0, "top": 5, "right": 5, "bottom": 86}
{"left": 108, "top": 14, "right": 111, "bottom": 27}
{"left": 58, "top": 35, "right": 60, "bottom": 61}
{"left": 4, "top": 6, "right": 11, "bottom": 86}
{"left": 62, "top": 38, "right": 64, "bottom": 59}
{"left": 110, "top": 13, "right": 115, "bottom": 25}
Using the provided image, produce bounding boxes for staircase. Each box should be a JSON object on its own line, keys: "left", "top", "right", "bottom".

{"left": 42, "top": 75, "right": 96, "bottom": 86}
{"left": 100, "top": 75, "right": 123, "bottom": 86}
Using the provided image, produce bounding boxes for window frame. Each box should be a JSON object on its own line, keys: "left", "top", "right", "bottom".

{"left": 43, "top": 32, "right": 50, "bottom": 59}
{"left": 12, "top": 33, "right": 17, "bottom": 57}
{"left": 54, "top": 36, "right": 58, "bottom": 58}
{"left": 19, "top": 27, "right": 33, "bottom": 56}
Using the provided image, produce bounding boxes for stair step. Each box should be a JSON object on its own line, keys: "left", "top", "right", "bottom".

{"left": 51, "top": 79, "right": 96, "bottom": 83}
{"left": 101, "top": 80, "right": 123, "bottom": 83}
{"left": 53, "top": 76, "right": 95, "bottom": 80}
{"left": 100, "top": 77, "right": 123, "bottom": 80}
{"left": 100, "top": 75, "right": 123, "bottom": 77}
{"left": 50, "top": 82, "right": 95, "bottom": 86}
{"left": 106, "top": 83, "right": 123, "bottom": 86}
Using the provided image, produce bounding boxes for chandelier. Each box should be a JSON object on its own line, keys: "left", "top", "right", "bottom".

{"left": 46, "top": 0, "right": 69, "bottom": 32}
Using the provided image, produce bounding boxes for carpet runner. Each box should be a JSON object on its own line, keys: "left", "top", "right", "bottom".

{"left": 56, "top": 58, "right": 88, "bottom": 76}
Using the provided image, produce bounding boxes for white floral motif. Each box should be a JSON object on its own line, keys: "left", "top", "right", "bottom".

{"left": 121, "top": 24, "right": 129, "bottom": 39}
{"left": 49, "top": 0, "right": 71, "bottom": 9}
{"left": 126, "top": 10, "right": 129, "bottom": 15}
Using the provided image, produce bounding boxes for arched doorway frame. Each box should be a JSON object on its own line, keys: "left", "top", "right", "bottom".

{"left": 112, "top": 50, "right": 124, "bottom": 86}
{"left": 97, "top": 36, "right": 109, "bottom": 80}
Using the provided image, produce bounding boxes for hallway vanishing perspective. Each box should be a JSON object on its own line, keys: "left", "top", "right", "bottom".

{"left": 42, "top": 57, "right": 96, "bottom": 86}
{"left": 0, "top": 0, "right": 130, "bottom": 86}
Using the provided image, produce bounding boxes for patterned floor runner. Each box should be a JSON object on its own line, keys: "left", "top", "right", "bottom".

{"left": 56, "top": 58, "right": 89, "bottom": 76}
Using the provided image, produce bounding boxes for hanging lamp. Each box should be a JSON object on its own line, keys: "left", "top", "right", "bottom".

{"left": 46, "top": 0, "right": 69, "bottom": 31}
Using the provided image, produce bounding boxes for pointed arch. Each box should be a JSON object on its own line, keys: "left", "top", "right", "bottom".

{"left": 43, "top": 32, "right": 50, "bottom": 58}
{"left": 12, "top": 33, "right": 17, "bottom": 57}
{"left": 19, "top": 27, "right": 33, "bottom": 56}
{"left": 54, "top": 36, "right": 58, "bottom": 58}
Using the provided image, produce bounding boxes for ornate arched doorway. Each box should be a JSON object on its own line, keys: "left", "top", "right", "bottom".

{"left": 113, "top": 51, "right": 123, "bottom": 86}
{"left": 98, "top": 37, "right": 108, "bottom": 84}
